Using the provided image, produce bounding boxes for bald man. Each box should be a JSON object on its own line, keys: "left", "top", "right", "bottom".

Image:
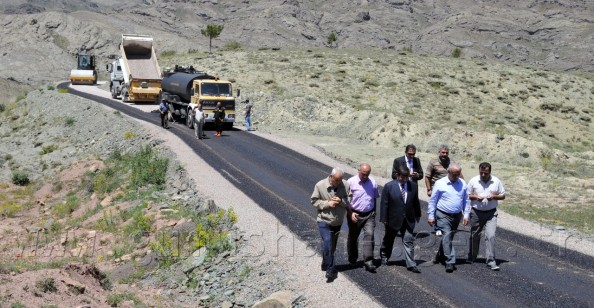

{"left": 347, "top": 163, "right": 380, "bottom": 272}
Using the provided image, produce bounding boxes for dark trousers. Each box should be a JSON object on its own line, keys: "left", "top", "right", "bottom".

{"left": 380, "top": 220, "right": 417, "bottom": 268}
{"left": 160, "top": 112, "right": 167, "bottom": 128}
{"left": 318, "top": 221, "right": 341, "bottom": 274}
{"left": 347, "top": 211, "right": 375, "bottom": 263}
{"left": 435, "top": 210, "right": 462, "bottom": 265}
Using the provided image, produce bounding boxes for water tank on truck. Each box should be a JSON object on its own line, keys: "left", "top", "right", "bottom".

{"left": 160, "top": 65, "right": 238, "bottom": 129}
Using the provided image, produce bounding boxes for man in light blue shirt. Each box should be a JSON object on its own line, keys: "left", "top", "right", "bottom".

{"left": 427, "top": 163, "right": 470, "bottom": 273}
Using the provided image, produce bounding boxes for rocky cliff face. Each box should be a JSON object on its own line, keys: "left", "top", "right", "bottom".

{"left": 0, "top": 0, "right": 592, "bottom": 93}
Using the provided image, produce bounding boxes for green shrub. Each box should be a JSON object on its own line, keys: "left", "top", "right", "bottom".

{"left": 0, "top": 201, "right": 23, "bottom": 217}
{"left": 128, "top": 146, "right": 168, "bottom": 189}
{"left": 124, "top": 132, "right": 137, "bottom": 139}
{"left": 39, "top": 144, "right": 58, "bottom": 155}
{"left": 452, "top": 47, "right": 462, "bottom": 58}
{"left": 53, "top": 194, "right": 79, "bottom": 218}
{"left": 160, "top": 50, "right": 176, "bottom": 58}
{"left": 326, "top": 32, "right": 337, "bottom": 47}
{"left": 47, "top": 85, "right": 55, "bottom": 90}
{"left": 15, "top": 94, "right": 26, "bottom": 102}
{"left": 11, "top": 171, "right": 30, "bottom": 186}
{"left": 106, "top": 292, "right": 141, "bottom": 307}
{"left": 36, "top": 277, "right": 57, "bottom": 293}
{"left": 57, "top": 88, "right": 68, "bottom": 94}
{"left": 64, "top": 116, "right": 76, "bottom": 126}
{"left": 193, "top": 208, "right": 237, "bottom": 257}
{"left": 222, "top": 41, "right": 242, "bottom": 51}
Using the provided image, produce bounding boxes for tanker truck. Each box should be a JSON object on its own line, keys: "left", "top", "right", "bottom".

{"left": 108, "top": 34, "right": 162, "bottom": 103}
{"left": 160, "top": 65, "right": 238, "bottom": 129}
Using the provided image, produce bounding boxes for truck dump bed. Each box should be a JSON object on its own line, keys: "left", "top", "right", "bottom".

{"left": 119, "top": 34, "right": 162, "bottom": 103}
{"left": 121, "top": 35, "right": 161, "bottom": 80}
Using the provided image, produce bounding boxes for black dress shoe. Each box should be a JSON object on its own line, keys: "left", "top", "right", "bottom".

{"left": 445, "top": 264, "right": 454, "bottom": 273}
{"left": 364, "top": 261, "right": 377, "bottom": 272}
{"left": 407, "top": 266, "right": 421, "bottom": 273}
{"left": 325, "top": 271, "right": 337, "bottom": 282}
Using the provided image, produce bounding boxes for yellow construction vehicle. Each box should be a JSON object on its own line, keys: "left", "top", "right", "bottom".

{"left": 69, "top": 50, "right": 97, "bottom": 85}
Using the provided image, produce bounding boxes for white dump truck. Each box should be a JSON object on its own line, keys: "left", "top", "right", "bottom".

{"left": 106, "top": 34, "right": 162, "bottom": 103}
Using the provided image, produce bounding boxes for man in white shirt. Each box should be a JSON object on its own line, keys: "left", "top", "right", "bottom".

{"left": 193, "top": 103, "right": 206, "bottom": 139}
{"left": 467, "top": 162, "right": 506, "bottom": 271}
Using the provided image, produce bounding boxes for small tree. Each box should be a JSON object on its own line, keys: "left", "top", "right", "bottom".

{"left": 452, "top": 47, "right": 462, "bottom": 58}
{"left": 327, "top": 32, "right": 337, "bottom": 48}
{"left": 201, "top": 24, "right": 224, "bottom": 54}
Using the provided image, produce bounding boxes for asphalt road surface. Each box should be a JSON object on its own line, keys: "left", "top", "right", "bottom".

{"left": 63, "top": 83, "right": 594, "bottom": 308}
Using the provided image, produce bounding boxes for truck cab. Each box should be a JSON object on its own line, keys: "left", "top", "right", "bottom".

{"left": 106, "top": 58, "right": 125, "bottom": 99}
{"left": 192, "top": 79, "right": 235, "bottom": 125}
{"left": 161, "top": 65, "right": 237, "bottom": 128}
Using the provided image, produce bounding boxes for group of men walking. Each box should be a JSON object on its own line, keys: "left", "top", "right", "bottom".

{"left": 311, "top": 144, "right": 505, "bottom": 282}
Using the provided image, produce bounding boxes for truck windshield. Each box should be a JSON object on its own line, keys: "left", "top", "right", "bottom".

{"left": 201, "top": 83, "right": 232, "bottom": 97}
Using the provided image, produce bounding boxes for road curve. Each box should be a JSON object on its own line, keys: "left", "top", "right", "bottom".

{"left": 62, "top": 83, "right": 594, "bottom": 308}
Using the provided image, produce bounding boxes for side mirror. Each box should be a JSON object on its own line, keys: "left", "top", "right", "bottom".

{"left": 106, "top": 63, "right": 112, "bottom": 72}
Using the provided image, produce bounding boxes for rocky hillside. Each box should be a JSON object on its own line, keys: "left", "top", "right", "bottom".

{"left": 0, "top": 89, "right": 302, "bottom": 307}
{"left": 0, "top": 0, "right": 593, "bottom": 100}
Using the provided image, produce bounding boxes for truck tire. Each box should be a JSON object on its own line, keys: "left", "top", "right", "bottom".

{"left": 111, "top": 86, "right": 118, "bottom": 99}
{"left": 121, "top": 89, "right": 129, "bottom": 102}
{"left": 224, "top": 123, "right": 234, "bottom": 130}
{"left": 186, "top": 110, "right": 194, "bottom": 129}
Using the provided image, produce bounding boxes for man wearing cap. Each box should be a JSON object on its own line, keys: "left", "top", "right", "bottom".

{"left": 159, "top": 99, "right": 169, "bottom": 128}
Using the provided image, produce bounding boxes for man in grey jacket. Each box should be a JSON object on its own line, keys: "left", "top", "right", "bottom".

{"left": 311, "top": 167, "right": 351, "bottom": 282}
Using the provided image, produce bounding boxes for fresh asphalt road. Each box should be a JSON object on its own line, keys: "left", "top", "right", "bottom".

{"left": 64, "top": 83, "right": 594, "bottom": 307}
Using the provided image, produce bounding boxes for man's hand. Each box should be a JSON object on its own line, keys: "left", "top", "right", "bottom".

{"left": 426, "top": 189, "right": 432, "bottom": 197}
{"left": 351, "top": 212, "right": 359, "bottom": 223}
{"left": 428, "top": 219, "right": 435, "bottom": 226}
{"left": 328, "top": 197, "right": 339, "bottom": 208}
{"left": 410, "top": 171, "right": 418, "bottom": 179}
{"left": 463, "top": 217, "right": 469, "bottom": 226}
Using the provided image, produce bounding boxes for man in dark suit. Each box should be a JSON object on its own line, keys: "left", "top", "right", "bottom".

{"left": 392, "top": 144, "right": 423, "bottom": 183}
{"left": 379, "top": 165, "right": 422, "bottom": 273}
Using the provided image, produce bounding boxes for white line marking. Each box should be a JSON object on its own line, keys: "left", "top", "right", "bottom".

{"left": 221, "top": 169, "right": 241, "bottom": 184}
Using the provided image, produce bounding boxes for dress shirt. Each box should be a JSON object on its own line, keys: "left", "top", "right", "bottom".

{"left": 467, "top": 175, "right": 505, "bottom": 211}
{"left": 347, "top": 175, "right": 379, "bottom": 213}
{"left": 400, "top": 182, "right": 407, "bottom": 202}
{"left": 427, "top": 176, "right": 470, "bottom": 220}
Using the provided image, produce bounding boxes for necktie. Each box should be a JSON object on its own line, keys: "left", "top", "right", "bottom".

{"left": 401, "top": 184, "right": 406, "bottom": 202}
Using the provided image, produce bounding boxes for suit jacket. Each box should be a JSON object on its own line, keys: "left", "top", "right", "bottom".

{"left": 380, "top": 180, "right": 421, "bottom": 231}
{"left": 393, "top": 156, "right": 423, "bottom": 182}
